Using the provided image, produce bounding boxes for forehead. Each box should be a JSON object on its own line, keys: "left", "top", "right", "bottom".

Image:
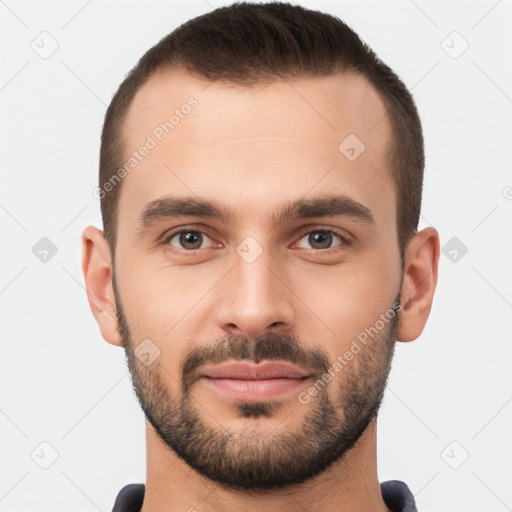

{"left": 117, "top": 67, "right": 394, "bottom": 233}
{"left": 124, "top": 67, "right": 391, "bottom": 150}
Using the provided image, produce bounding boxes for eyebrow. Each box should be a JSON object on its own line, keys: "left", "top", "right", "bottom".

{"left": 137, "top": 194, "right": 375, "bottom": 232}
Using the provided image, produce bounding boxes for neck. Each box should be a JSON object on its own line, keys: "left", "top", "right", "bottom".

{"left": 140, "top": 419, "right": 390, "bottom": 512}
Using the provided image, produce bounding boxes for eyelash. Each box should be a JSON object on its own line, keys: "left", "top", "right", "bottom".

{"left": 160, "top": 225, "right": 352, "bottom": 255}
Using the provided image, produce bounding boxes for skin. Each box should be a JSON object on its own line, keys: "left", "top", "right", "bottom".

{"left": 82, "top": 67, "right": 440, "bottom": 512}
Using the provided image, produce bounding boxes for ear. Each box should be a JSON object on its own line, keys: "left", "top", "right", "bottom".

{"left": 396, "top": 227, "right": 440, "bottom": 342}
{"left": 81, "top": 226, "right": 122, "bottom": 347}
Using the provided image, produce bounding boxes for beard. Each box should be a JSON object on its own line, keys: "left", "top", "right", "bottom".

{"left": 112, "top": 271, "right": 401, "bottom": 491}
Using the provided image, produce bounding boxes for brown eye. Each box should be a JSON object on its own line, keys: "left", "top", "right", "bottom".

{"left": 296, "top": 229, "right": 349, "bottom": 250}
{"left": 167, "top": 230, "right": 212, "bottom": 251}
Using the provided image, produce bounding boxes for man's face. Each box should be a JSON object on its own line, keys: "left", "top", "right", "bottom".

{"left": 112, "top": 69, "right": 403, "bottom": 489}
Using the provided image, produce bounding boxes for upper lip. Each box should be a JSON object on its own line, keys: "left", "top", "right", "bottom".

{"left": 202, "top": 361, "right": 310, "bottom": 380}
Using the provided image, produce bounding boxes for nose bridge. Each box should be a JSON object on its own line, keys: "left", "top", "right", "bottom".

{"left": 215, "top": 239, "right": 294, "bottom": 339}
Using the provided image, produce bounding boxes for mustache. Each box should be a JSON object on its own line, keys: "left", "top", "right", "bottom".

{"left": 181, "top": 332, "right": 331, "bottom": 394}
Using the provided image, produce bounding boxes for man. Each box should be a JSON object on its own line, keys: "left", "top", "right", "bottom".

{"left": 82, "top": 2, "right": 439, "bottom": 511}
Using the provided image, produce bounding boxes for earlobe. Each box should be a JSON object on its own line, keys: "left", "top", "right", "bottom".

{"left": 81, "top": 226, "right": 122, "bottom": 347}
{"left": 396, "top": 227, "right": 440, "bottom": 342}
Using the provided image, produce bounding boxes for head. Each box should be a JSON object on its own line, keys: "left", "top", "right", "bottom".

{"left": 83, "top": 1, "right": 439, "bottom": 491}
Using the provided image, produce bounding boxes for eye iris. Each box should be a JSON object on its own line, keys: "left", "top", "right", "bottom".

{"left": 180, "top": 231, "right": 202, "bottom": 250}
{"left": 309, "top": 231, "right": 332, "bottom": 249}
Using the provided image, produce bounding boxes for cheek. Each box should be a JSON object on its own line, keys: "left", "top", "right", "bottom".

{"left": 119, "top": 254, "right": 207, "bottom": 325}
{"left": 116, "top": 258, "right": 221, "bottom": 376}
{"left": 288, "top": 257, "right": 398, "bottom": 354}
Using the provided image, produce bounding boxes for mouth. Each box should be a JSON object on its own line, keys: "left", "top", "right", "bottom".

{"left": 200, "top": 361, "right": 311, "bottom": 402}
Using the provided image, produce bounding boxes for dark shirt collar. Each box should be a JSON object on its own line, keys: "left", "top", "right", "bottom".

{"left": 111, "top": 480, "right": 417, "bottom": 512}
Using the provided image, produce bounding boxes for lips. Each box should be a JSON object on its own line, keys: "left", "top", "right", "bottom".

{"left": 202, "top": 361, "right": 310, "bottom": 380}
{"left": 200, "top": 361, "right": 310, "bottom": 402}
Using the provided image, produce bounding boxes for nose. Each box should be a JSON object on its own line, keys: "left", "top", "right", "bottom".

{"left": 215, "top": 248, "right": 295, "bottom": 341}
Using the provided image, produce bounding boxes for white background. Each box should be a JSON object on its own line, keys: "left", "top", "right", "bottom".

{"left": 1, "top": 1, "right": 511, "bottom": 510}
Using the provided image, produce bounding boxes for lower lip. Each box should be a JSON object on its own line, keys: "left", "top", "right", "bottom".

{"left": 201, "top": 377, "right": 308, "bottom": 402}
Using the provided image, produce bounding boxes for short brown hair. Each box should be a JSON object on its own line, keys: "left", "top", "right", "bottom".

{"left": 99, "top": 1, "right": 424, "bottom": 262}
